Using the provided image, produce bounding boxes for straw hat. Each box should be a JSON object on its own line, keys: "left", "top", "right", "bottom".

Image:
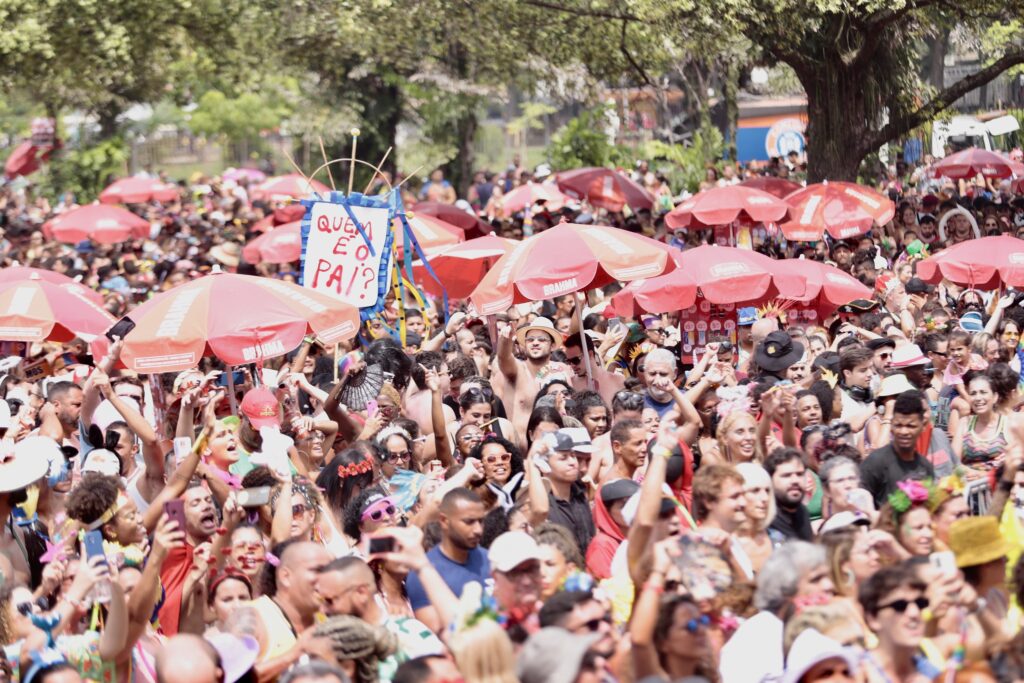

{"left": 515, "top": 317, "right": 563, "bottom": 349}
{"left": 210, "top": 241, "right": 242, "bottom": 267}
{"left": 949, "top": 516, "right": 1008, "bottom": 568}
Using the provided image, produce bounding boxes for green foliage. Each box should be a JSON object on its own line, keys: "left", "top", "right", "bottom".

{"left": 547, "top": 107, "right": 622, "bottom": 170}
{"left": 39, "top": 138, "right": 129, "bottom": 202}
{"left": 644, "top": 126, "right": 724, "bottom": 193}
{"left": 189, "top": 89, "right": 291, "bottom": 144}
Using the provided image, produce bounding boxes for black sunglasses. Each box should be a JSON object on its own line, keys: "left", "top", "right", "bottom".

{"left": 877, "top": 596, "right": 928, "bottom": 614}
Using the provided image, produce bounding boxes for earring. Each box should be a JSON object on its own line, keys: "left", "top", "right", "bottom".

{"left": 844, "top": 568, "right": 856, "bottom": 586}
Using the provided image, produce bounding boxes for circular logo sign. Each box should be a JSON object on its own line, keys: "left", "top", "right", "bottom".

{"left": 765, "top": 118, "right": 806, "bottom": 158}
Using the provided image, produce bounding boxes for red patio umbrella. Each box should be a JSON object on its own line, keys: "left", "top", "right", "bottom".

{"left": 781, "top": 181, "right": 895, "bottom": 241}
{"left": 666, "top": 186, "right": 789, "bottom": 229}
{"left": 253, "top": 203, "right": 306, "bottom": 233}
{"left": 0, "top": 274, "right": 115, "bottom": 342}
{"left": 0, "top": 267, "right": 104, "bottom": 305}
{"left": 739, "top": 176, "right": 802, "bottom": 199}
{"left": 412, "top": 235, "right": 518, "bottom": 299}
{"left": 42, "top": 204, "right": 151, "bottom": 245}
{"left": 99, "top": 177, "right": 179, "bottom": 204}
{"left": 413, "top": 201, "right": 492, "bottom": 238}
{"left": 470, "top": 223, "right": 673, "bottom": 315}
{"left": 556, "top": 168, "right": 654, "bottom": 212}
{"left": 4, "top": 142, "right": 42, "bottom": 179}
{"left": 112, "top": 269, "right": 361, "bottom": 373}
{"left": 772, "top": 259, "right": 873, "bottom": 316}
{"left": 933, "top": 148, "right": 1024, "bottom": 180}
{"left": 608, "top": 245, "right": 804, "bottom": 316}
{"left": 222, "top": 167, "right": 267, "bottom": 183}
{"left": 250, "top": 174, "right": 330, "bottom": 201}
{"left": 916, "top": 235, "right": 1024, "bottom": 289}
{"left": 393, "top": 214, "right": 464, "bottom": 257}
{"left": 499, "top": 182, "right": 572, "bottom": 217}
{"left": 242, "top": 222, "right": 302, "bottom": 264}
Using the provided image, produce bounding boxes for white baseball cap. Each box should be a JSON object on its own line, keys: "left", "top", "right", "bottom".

{"left": 781, "top": 629, "right": 859, "bottom": 683}
{"left": 488, "top": 531, "right": 542, "bottom": 573}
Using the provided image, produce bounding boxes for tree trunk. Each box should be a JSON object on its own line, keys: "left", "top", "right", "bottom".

{"left": 926, "top": 34, "right": 947, "bottom": 90}
{"left": 723, "top": 60, "right": 739, "bottom": 162}
{"left": 800, "top": 62, "right": 874, "bottom": 182}
{"left": 96, "top": 103, "right": 122, "bottom": 142}
{"left": 451, "top": 111, "right": 477, "bottom": 197}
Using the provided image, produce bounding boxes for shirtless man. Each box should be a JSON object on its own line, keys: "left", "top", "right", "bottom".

{"left": 405, "top": 351, "right": 457, "bottom": 459}
{"left": 563, "top": 333, "right": 624, "bottom": 407}
{"left": 495, "top": 317, "right": 570, "bottom": 445}
{"left": 587, "top": 391, "right": 645, "bottom": 483}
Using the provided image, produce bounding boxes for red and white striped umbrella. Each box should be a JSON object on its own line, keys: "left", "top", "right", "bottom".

{"left": 781, "top": 181, "right": 895, "bottom": 241}
{"left": 0, "top": 274, "right": 115, "bottom": 342}
{"left": 42, "top": 204, "right": 151, "bottom": 244}
{"left": 250, "top": 174, "right": 330, "bottom": 201}
{"left": 99, "top": 177, "right": 179, "bottom": 204}
{"left": 112, "top": 269, "right": 361, "bottom": 373}
{"left": 242, "top": 222, "right": 302, "bottom": 264}
{"left": 0, "top": 267, "right": 104, "bottom": 305}
{"left": 470, "top": 223, "right": 672, "bottom": 314}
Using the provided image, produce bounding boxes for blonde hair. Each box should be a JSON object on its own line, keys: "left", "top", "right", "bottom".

{"left": 716, "top": 411, "right": 763, "bottom": 463}
{"left": 449, "top": 619, "right": 518, "bottom": 683}
{"left": 735, "top": 462, "right": 777, "bottom": 532}
{"left": 782, "top": 601, "right": 861, "bottom": 654}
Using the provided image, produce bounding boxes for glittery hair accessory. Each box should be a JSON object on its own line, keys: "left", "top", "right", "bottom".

{"left": 819, "top": 368, "right": 838, "bottom": 389}
{"left": 888, "top": 479, "right": 932, "bottom": 514}
{"left": 449, "top": 581, "right": 502, "bottom": 634}
{"left": 337, "top": 458, "right": 374, "bottom": 479}
{"left": 715, "top": 385, "right": 752, "bottom": 419}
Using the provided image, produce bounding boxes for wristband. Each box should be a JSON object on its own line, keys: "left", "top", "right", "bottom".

{"left": 651, "top": 446, "right": 672, "bottom": 460}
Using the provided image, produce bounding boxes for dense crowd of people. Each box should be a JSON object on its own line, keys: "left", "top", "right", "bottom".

{"left": 3, "top": 148, "right": 1024, "bottom": 683}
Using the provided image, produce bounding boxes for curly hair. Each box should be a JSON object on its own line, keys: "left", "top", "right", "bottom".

{"left": 343, "top": 487, "right": 387, "bottom": 541}
{"left": 467, "top": 434, "right": 524, "bottom": 481}
{"left": 65, "top": 474, "right": 121, "bottom": 532}
{"left": 654, "top": 595, "right": 720, "bottom": 682}
{"left": 314, "top": 615, "right": 398, "bottom": 683}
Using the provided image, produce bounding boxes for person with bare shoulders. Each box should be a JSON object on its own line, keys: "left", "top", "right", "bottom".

{"left": 495, "top": 318, "right": 571, "bottom": 443}
{"left": 587, "top": 390, "right": 645, "bottom": 484}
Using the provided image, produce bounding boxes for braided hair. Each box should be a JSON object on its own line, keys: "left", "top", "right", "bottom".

{"left": 314, "top": 615, "right": 398, "bottom": 683}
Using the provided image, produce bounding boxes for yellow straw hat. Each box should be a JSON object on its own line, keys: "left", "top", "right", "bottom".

{"left": 949, "top": 516, "right": 1008, "bottom": 568}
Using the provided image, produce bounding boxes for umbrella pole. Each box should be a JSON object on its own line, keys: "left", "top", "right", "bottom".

{"left": 227, "top": 365, "right": 238, "bottom": 416}
{"left": 334, "top": 344, "right": 340, "bottom": 383}
{"left": 576, "top": 291, "right": 594, "bottom": 390}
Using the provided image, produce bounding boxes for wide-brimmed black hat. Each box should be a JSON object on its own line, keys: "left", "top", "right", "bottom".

{"left": 754, "top": 331, "right": 804, "bottom": 373}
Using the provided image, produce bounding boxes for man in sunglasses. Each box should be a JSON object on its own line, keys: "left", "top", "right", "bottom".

{"left": 563, "top": 333, "right": 624, "bottom": 407}
{"left": 857, "top": 563, "right": 930, "bottom": 682}
{"left": 496, "top": 317, "right": 570, "bottom": 446}
{"left": 538, "top": 589, "right": 619, "bottom": 663}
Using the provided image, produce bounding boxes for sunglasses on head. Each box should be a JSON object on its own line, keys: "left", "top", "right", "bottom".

{"left": 877, "top": 596, "right": 928, "bottom": 614}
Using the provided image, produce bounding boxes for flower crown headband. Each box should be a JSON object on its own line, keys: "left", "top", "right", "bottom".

{"left": 887, "top": 479, "right": 939, "bottom": 514}
{"left": 338, "top": 458, "right": 374, "bottom": 479}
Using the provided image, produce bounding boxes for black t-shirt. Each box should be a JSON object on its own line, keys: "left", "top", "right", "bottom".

{"left": 769, "top": 501, "right": 813, "bottom": 542}
{"left": 548, "top": 482, "right": 596, "bottom": 555}
{"left": 860, "top": 443, "right": 935, "bottom": 507}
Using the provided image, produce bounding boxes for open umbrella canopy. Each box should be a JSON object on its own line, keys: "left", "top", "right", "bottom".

{"left": 933, "top": 147, "right": 1024, "bottom": 180}
{"left": 99, "top": 177, "right": 179, "bottom": 204}
{"left": 222, "top": 167, "right": 267, "bottom": 183}
{"left": 0, "top": 274, "right": 115, "bottom": 342}
{"left": 253, "top": 203, "right": 306, "bottom": 233}
{"left": 0, "top": 267, "right": 104, "bottom": 305}
{"left": 499, "top": 182, "right": 572, "bottom": 217}
{"left": 781, "top": 181, "right": 895, "bottom": 241}
{"left": 413, "top": 201, "right": 492, "bottom": 238}
{"left": 916, "top": 235, "right": 1024, "bottom": 289}
{"left": 242, "top": 222, "right": 302, "bottom": 264}
{"left": 608, "top": 245, "right": 804, "bottom": 316}
{"left": 470, "top": 223, "right": 673, "bottom": 314}
{"left": 250, "top": 174, "right": 331, "bottom": 201}
{"left": 42, "top": 204, "right": 151, "bottom": 245}
{"left": 111, "top": 269, "right": 360, "bottom": 373}
{"left": 555, "top": 167, "right": 654, "bottom": 212}
{"left": 413, "top": 235, "right": 518, "bottom": 299}
{"left": 739, "top": 176, "right": 802, "bottom": 199}
{"left": 393, "top": 214, "right": 465, "bottom": 256}
{"left": 666, "top": 186, "right": 789, "bottom": 229}
{"left": 771, "top": 258, "right": 873, "bottom": 316}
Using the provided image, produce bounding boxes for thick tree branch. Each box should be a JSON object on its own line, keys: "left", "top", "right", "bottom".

{"left": 620, "top": 19, "right": 654, "bottom": 87}
{"left": 865, "top": 47, "right": 1024, "bottom": 151}
{"left": 519, "top": 0, "right": 639, "bottom": 22}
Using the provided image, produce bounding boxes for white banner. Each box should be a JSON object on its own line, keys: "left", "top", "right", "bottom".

{"left": 302, "top": 202, "right": 392, "bottom": 308}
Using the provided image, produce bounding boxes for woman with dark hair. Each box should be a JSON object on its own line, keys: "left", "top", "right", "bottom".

{"left": 446, "top": 386, "right": 517, "bottom": 453}
{"left": 467, "top": 435, "right": 525, "bottom": 510}
{"left": 525, "top": 406, "right": 564, "bottom": 448}
{"left": 316, "top": 447, "right": 375, "bottom": 523}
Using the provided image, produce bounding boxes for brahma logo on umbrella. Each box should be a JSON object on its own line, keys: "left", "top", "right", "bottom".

{"left": 543, "top": 278, "right": 579, "bottom": 297}
{"left": 1010, "top": 253, "right": 1024, "bottom": 264}
{"left": 826, "top": 272, "right": 852, "bottom": 284}
{"left": 710, "top": 262, "right": 750, "bottom": 277}
{"left": 836, "top": 225, "right": 863, "bottom": 238}
{"left": 242, "top": 340, "right": 286, "bottom": 362}
{"left": 842, "top": 187, "right": 882, "bottom": 209}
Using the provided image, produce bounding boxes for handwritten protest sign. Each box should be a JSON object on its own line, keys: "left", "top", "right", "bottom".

{"left": 301, "top": 200, "right": 392, "bottom": 308}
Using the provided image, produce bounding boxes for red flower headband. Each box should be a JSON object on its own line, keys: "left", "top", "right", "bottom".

{"left": 338, "top": 458, "right": 373, "bottom": 479}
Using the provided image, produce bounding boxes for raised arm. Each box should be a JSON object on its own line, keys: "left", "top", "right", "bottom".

{"left": 496, "top": 324, "right": 518, "bottom": 381}
{"left": 424, "top": 366, "right": 453, "bottom": 467}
